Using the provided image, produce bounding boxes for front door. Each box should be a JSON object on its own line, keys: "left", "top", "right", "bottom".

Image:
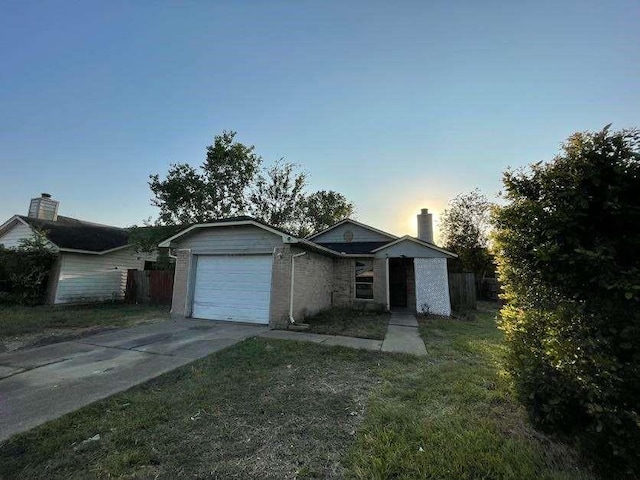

{"left": 389, "top": 258, "right": 408, "bottom": 307}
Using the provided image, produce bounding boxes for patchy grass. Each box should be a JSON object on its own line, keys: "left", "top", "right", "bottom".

{"left": 345, "top": 308, "right": 594, "bottom": 479}
{"left": 0, "top": 339, "right": 380, "bottom": 479}
{"left": 0, "top": 307, "right": 596, "bottom": 479}
{"left": 304, "top": 307, "right": 389, "bottom": 340}
{"left": 0, "top": 304, "right": 169, "bottom": 349}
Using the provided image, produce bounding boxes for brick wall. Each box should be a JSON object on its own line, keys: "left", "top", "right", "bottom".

{"left": 170, "top": 249, "right": 191, "bottom": 318}
{"left": 269, "top": 245, "right": 292, "bottom": 329}
{"left": 332, "top": 258, "right": 354, "bottom": 306}
{"left": 373, "top": 258, "right": 388, "bottom": 309}
{"left": 291, "top": 248, "right": 333, "bottom": 320}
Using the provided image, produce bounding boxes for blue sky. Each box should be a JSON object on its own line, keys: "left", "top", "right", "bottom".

{"left": 1, "top": 1, "right": 638, "bottom": 239}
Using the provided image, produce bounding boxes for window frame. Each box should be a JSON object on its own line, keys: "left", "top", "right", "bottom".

{"left": 354, "top": 259, "right": 374, "bottom": 300}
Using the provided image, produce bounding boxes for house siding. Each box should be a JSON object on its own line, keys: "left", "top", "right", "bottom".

{"left": 0, "top": 222, "right": 35, "bottom": 248}
{"left": 54, "top": 248, "right": 147, "bottom": 304}
{"left": 175, "top": 225, "right": 283, "bottom": 254}
{"left": 311, "top": 222, "right": 394, "bottom": 243}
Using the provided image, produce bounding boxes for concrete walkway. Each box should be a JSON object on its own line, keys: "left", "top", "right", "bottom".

{"left": 381, "top": 312, "right": 428, "bottom": 356}
{"left": 0, "top": 319, "right": 266, "bottom": 442}
{"left": 260, "top": 329, "right": 383, "bottom": 351}
{"left": 261, "top": 312, "right": 428, "bottom": 357}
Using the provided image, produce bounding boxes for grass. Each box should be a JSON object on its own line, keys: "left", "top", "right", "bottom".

{"left": 345, "top": 309, "right": 593, "bottom": 479}
{"left": 0, "top": 306, "right": 596, "bottom": 479}
{"left": 0, "top": 303, "right": 169, "bottom": 338}
{"left": 304, "top": 307, "right": 390, "bottom": 340}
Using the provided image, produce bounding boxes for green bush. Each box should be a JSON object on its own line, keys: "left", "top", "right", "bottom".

{"left": 493, "top": 126, "right": 640, "bottom": 476}
{"left": 0, "top": 231, "right": 56, "bottom": 305}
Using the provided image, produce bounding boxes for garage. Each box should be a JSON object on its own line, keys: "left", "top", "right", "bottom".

{"left": 191, "top": 255, "right": 273, "bottom": 324}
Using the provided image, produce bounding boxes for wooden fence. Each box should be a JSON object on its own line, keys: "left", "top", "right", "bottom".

{"left": 449, "top": 272, "right": 477, "bottom": 312}
{"left": 125, "top": 269, "right": 174, "bottom": 305}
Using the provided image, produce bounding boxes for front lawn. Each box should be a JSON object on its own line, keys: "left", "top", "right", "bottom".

{"left": 0, "top": 308, "right": 595, "bottom": 479}
{"left": 304, "top": 307, "right": 389, "bottom": 340}
{"left": 0, "top": 304, "right": 169, "bottom": 351}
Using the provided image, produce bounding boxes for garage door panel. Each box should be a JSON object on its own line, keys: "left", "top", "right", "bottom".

{"left": 192, "top": 255, "right": 272, "bottom": 324}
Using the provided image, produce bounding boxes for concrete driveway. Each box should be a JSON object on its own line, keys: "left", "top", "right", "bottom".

{"left": 0, "top": 319, "right": 266, "bottom": 442}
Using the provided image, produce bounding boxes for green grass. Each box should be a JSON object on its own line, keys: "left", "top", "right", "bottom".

{"left": 0, "top": 303, "right": 169, "bottom": 338}
{"left": 304, "top": 307, "right": 390, "bottom": 340}
{"left": 0, "top": 307, "right": 595, "bottom": 479}
{"left": 345, "top": 310, "right": 594, "bottom": 479}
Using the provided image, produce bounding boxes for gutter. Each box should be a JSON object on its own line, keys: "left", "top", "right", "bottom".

{"left": 289, "top": 251, "right": 307, "bottom": 324}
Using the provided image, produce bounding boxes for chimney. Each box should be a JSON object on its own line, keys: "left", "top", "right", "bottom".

{"left": 28, "top": 193, "right": 59, "bottom": 221}
{"left": 417, "top": 208, "right": 433, "bottom": 243}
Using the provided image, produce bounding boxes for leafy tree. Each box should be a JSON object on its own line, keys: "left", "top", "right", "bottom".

{"left": 492, "top": 125, "right": 640, "bottom": 475}
{"left": 249, "top": 160, "right": 307, "bottom": 234}
{"left": 149, "top": 131, "right": 355, "bottom": 236}
{"left": 439, "top": 189, "right": 494, "bottom": 279}
{"left": 0, "top": 228, "right": 56, "bottom": 305}
{"left": 299, "top": 190, "right": 354, "bottom": 237}
{"left": 149, "top": 131, "right": 261, "bottom": 224}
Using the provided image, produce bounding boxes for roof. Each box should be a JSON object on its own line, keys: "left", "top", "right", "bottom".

{"left": 158, "top": 216, "right": 297, "bottom": 248}
{"left": 371, "top": 235, "right": 457, "bottom": 258}
{"left": 316, "top": 241, "right": 390, "bottom": 255}
{"left": 17, "top": 215, "right": 130, "bottom": 253}
{"left": 306, "top": 218, "right": 398, "bottom": 241}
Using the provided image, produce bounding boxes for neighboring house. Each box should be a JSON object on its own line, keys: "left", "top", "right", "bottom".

{"left": 159, "top": 208, "right": 456, "bottom": 328}
{"left": 0, "top": 193, "right": 155, "bottom": 304}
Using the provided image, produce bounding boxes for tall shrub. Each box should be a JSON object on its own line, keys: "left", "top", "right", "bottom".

{"left": 0, "top": 229, "right": 56, "bottom": 305}
{"left": 493, "top": 126, "right": 640, "bottom": 475}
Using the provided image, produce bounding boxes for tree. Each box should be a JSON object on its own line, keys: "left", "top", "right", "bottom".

{"left": 149, "top": 131, "right": 355, "bottom": 236}
{"left": 439, "top": 189, "right": 494, "bottom": 279}
{"left": 149, "top": 131, "right": 261, "bottom": 225}
{"left": 299, "top": 190, "right": 354, "bottom": 237}
{"left": 249, "top": 159, "right": 307, "bottom": 234}
{"left": 492, "top": 126, "right": 640, "bottom": 475}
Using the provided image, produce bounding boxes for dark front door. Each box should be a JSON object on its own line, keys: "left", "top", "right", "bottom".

{"left": 389, "top": 258, "right": 408, "bottom": 307}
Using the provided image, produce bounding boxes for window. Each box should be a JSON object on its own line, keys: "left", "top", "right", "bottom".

{"left": 355, "top": 260, "right": 374, "bottom": 299}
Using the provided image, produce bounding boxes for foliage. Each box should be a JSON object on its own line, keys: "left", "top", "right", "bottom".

{"left": 493, "top": 125, "right": 640, "bottom": 475}
{"left": 300, "top": 190, "right": 354, "bottom": 237}
{"left": 149, "top": 130, "right": 354, "bottom": 236}
{"left": 0, "top": 229, "right": 56, "bottom": 305}
{"left": 149, "top": 131, "right": 261, "bottom": 225}
{"left": 440, "top": 189, "right": 494, "bottom": 277}
{"left": 248, "top": 159, "right": 307, "bottom": 234}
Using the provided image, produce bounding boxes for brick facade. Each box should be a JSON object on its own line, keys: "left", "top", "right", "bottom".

{"left": 170, "top": 249, "right": 191, "bottom": 318}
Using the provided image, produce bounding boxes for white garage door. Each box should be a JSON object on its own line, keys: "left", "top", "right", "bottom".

{"left": 192, "top": 255, "right": 273, "bottom": 324}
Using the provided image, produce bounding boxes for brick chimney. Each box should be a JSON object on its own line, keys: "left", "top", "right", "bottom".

{"left": 417, "top": 208, "right": 433, "bottom": 243}
{"left": 28, "top": 193, "right": 59, "bottom": 221}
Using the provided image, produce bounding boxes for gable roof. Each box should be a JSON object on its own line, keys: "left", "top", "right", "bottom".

{"left": 16, "top": 215, "right": 131, "bottom": 253}
{"left": 315, "top": 241, "right": 390, "bottom": 255}
{"left": 306, "top": 218, "right": 398, "bottom": 241}
{"left": 157, "top": 216, "right": 296, "bottom": 248}
{"left": 371, "top": 235, "right": 457, "bottom": 258}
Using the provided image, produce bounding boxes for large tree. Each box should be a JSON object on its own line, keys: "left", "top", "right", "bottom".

{"left": 439, "top": 189, "right": 494, "bottom": 278}
{"left": 149, "top": 131, "right": 354, "bottom": 236}
{"left": 149, "top": 131, "right": 261, "bottom": 225}
{"left": 493, "top": 126, "right": 640, "bottom": 475}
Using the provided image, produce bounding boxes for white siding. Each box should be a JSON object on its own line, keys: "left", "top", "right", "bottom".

{"left": 414, "top": 258, "right": 451, "bottom": 316}
{"left": 311, "top": 222, "right": 395, "bottom": 243}
{"left": 374, "top": 239, "right": 450, "bottom": 259}
{"left": 175, "top": 225, "right": 283, "bottom": 254}
{"left": 0, "top": 222, "right": 35, "bottom": 249}
{"left": 54, "top": 248, "right": 147, "bottom": 304}
{"left": 0, "top": 220, "right": 58, "bottom": 251}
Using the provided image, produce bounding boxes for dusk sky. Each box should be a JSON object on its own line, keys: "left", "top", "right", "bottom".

{"left": 1, "top": 1, "right": 638, "bottom": 240}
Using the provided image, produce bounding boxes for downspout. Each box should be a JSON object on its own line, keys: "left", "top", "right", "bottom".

{"left": 289, "top": 251, "right": 307, "bottom": 324}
